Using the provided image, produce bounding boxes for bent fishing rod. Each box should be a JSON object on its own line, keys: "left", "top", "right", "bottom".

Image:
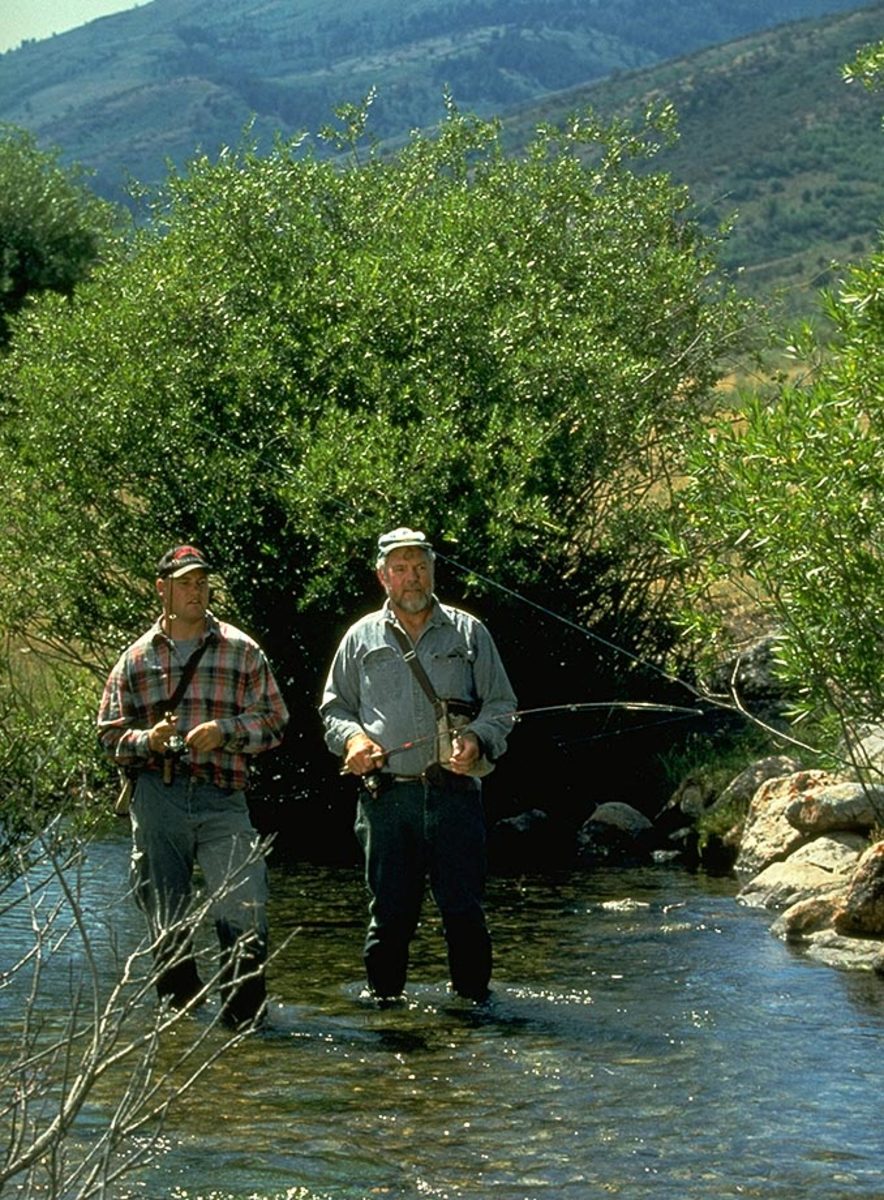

{"left": 340, "top": 698, "right": 707, "bottom": 774}
{"left": 432, "top": 549, "right": 829, "bottom": 763}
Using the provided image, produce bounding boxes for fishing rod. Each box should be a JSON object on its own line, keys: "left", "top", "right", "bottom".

{"left": 432, "top": 548, "right": 834, "bottom": 763}
{"left": 339, "top": 698, "right": 709, "bottom": 775}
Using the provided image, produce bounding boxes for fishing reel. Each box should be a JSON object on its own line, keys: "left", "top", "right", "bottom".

{"left": 162, "top": 714, "right": 188, "bottom": 785}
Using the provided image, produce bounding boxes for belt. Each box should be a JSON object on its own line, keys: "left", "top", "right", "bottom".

{"left": 371, "top": 765, "right": 478, "bottom": 793}
{"left": 144, "top": 763, "right": 230, "bottom": 790}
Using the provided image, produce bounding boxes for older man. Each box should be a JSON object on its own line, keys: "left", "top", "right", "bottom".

{"left": 98, "top": 544, "right": 289, "bottom": 1027}
{"left": 321, "top": 527, "right": 516, "bottom": 1003}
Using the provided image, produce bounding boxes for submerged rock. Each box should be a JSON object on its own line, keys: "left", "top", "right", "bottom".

{"left": 576, "top": 802, "right": 654, "bottom": 866}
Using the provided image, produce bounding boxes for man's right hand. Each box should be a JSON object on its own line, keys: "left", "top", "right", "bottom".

{"left": 147, "top": 714, "right": 178, "bottom": 754}
{"left": 344, "top": 732, "right": 385, "bottom": 775}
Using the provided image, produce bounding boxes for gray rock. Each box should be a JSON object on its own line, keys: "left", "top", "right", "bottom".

{"left": 789, "top": 926, "right": 884, "bottom": 971}
{"left": 577, "top": 802, "right": 654, "bottom": 866}
{"left": 588, "top": 802, "right": 653, "bottom": 835}
{"left": 786, "top": 780, "right": 884, "bottom": 834}
{"left": 734, "top": 769, "right": 845, "bottom": 877}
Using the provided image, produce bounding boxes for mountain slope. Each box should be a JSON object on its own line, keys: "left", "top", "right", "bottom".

{"left": 0, "top": 0, "right": 876, "bottom": 201}
{"left": 500, "top": 3, "right": 883, "bottom": 319}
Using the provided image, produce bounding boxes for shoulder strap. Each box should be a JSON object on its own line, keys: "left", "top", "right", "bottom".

{"left": 167, "top": 638, "right": 210, "bottom": 712}
{"left": 389, "top": 624, "right": 443, "bottom": 718}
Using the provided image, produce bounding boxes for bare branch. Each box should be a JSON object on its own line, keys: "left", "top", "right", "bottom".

{"left": 1, "top": 825, "right": 293, "bottom": 1199}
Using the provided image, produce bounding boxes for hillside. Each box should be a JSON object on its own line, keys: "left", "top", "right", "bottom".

{"left": 502, "top": 3, "right": 884, "bottom": 322}
{"left": 0, "top": 0, "right": 880, "bottom": 322}
{"left": 0, "top": 0, "right": 875, "bottom": 204}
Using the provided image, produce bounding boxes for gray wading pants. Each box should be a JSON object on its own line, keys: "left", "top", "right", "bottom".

{"left": 130, "top": 770, "right": 268, "bottom": 1026}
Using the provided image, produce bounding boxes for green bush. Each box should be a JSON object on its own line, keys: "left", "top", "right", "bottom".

{"left": 664, "top": 232, "right": 884, "bottom": 746}
{"left": 0, "top": 104, "right": 752, "bottom": 818}
{"left": 0, "top": 124, "right": 125, "bottom": 345}
{"left": 0, "top": 647, "right": 110, "bottom": 856}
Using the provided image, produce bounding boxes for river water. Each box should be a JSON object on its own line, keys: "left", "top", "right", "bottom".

{"left": 3, "top": 831, "right": 884, "bottom": 1200}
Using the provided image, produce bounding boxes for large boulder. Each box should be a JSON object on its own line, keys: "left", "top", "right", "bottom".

{"left": 734, "top": 769, "right": 844, "bottom": 877}
{"left": 833, "top": 841, "right": 884, "bottom": 936}
{"left": 577, "top": 802, "right": 654, "bottom": 866}
{"left": 737, "top": 833, "right": 866, "bottom": 911}
{"left": 785, "top": 780, "right": 884, "bottom": 835}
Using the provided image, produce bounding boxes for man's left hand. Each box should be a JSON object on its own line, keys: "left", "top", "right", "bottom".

{"left": 186, "top": 720, "right": 225, "bottom": 753}
{"left": 448, "top": 731, "right": 480, "bottom": 774}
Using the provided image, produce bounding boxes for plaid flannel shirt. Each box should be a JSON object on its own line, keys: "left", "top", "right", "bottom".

{"left": 97, "top": 612, "right": 289, "bottom": 792}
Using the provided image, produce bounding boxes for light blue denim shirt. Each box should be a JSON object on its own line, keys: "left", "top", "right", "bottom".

{"left": 320, "top": 598, "right": 517, "bottom": 776}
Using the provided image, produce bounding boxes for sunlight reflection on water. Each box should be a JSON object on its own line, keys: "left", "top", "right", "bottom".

{"left": 6, "top": 837, "right": 884, "bottom": 1199}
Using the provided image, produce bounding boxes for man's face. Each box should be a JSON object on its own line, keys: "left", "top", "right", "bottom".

{"left": 378, "top": 547, "right": 434, "bottom": 615}
{"left": 156, "top": 568, "right": 209, "bottom": 621}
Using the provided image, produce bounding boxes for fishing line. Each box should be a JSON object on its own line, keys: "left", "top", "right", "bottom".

{"left": 433, "top": 548, "right": 831, "bottom": 763}
{"left": 551, "top": 711, "right": 706, "bottom": 749}
{"left": 435, "top": 549, "right": 703, "bottom": 700}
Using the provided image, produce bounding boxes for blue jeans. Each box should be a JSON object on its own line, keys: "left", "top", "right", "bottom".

{"left": 130, "top": 770, "right": 268, "bottom": 1024}
{"left": 354, "top": 774, "right": 492, "bottom": 1000}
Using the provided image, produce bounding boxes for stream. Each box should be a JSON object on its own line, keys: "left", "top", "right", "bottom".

{"left": 3, "top": 832, "right": 883, "bottom": 1199}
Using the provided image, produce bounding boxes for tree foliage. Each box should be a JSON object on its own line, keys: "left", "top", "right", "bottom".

{"left": 843, "top": 37, "right": 884, "bottom": 96}
{"left": 0, "top": 104, "right": 752, "bottom": 812}
{"left": 666, "top": 234, "right": 884, "bottom": 737}
{"left": 0, "top": 125, "right": 123, "bottom": 345}
{"left": 0, "top": 646, "right": 106, "bottom": 854}
{"left": 662, "top": 47, "right": 884, "bottom": 750}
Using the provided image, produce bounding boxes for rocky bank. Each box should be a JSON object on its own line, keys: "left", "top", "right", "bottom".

{"left": 491, "top": 739, "right": 884, "bottom": 977}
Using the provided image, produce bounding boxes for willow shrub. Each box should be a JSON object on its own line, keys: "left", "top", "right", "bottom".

{"left": 665, "top": 235, "right": 884, "bottom": 748}
{"left": 0, "top": 104, "right": 752, "bottom": 822}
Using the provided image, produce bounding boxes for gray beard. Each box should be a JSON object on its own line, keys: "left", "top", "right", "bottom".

{"left": 396, "top": 592, "right": 431, "bottom": 615}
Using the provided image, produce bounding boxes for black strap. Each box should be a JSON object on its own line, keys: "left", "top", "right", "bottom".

{"left": 389, "top": 625, "right": 444, "bottom": 718}
{"left": 388, "top": 624, "right": 488, "bottom": 770}
{"left": 165, "top": 638, "right": 209, "bottom": 713}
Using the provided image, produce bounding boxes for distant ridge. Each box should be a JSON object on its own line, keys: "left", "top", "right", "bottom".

{"left": 501, "top": 3, "right": 884, "bottom": 319}
{"left": 0, "top": 0, "right": 875, "bottom": 199}
{"left": 0, "top": 0, "right": 880, "bottom": 318}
